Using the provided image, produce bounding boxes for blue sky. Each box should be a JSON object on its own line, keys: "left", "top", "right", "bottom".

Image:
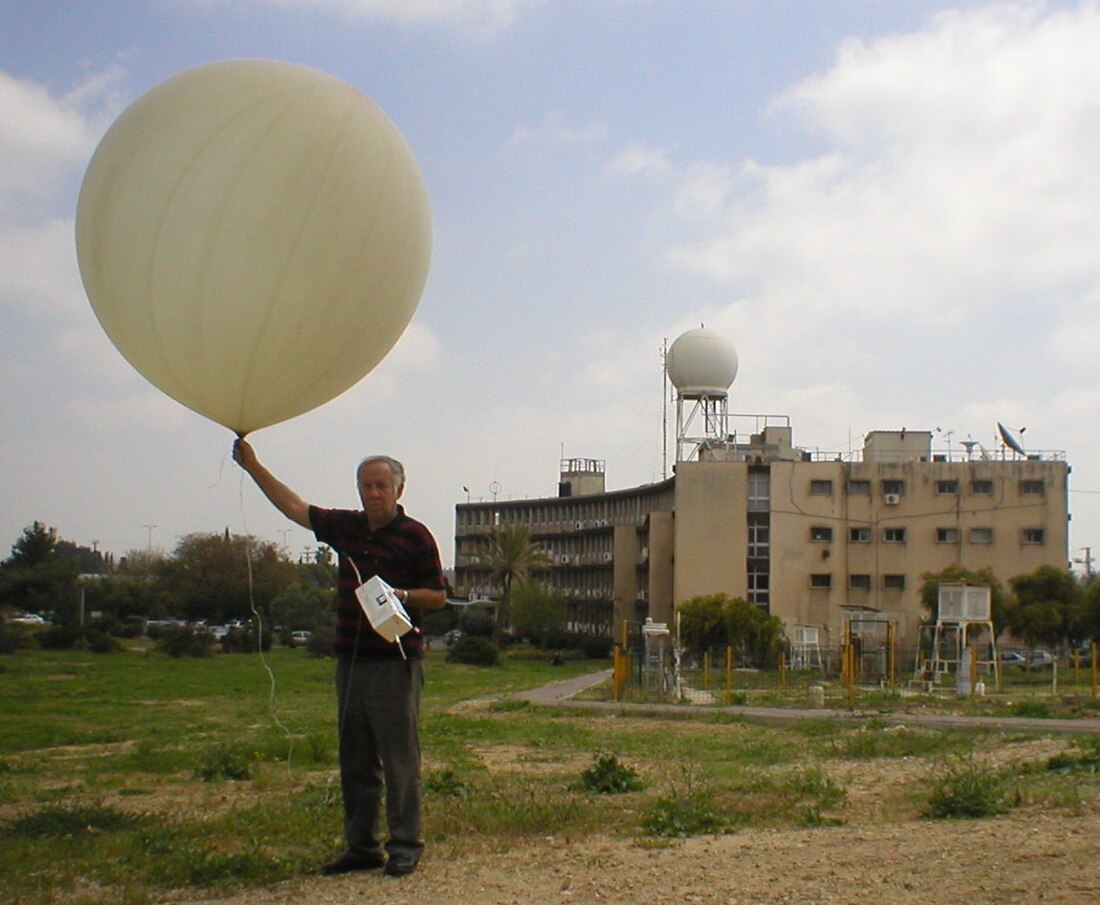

{"left": 2, "top": 0, "right": 1098, "bottom": 575}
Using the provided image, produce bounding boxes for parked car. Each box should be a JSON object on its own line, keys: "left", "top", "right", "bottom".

{"left": 10, "top": 613, "right": 47, "bottom": 625}
{"left": 290, "top": 630, "right": 312, "bottom": 645}
{"left": 1000, "top": 651, "right": 1027, "bottom": 669}
{"left": 1027, "top": 650, "right": 1055, "bottom": 669}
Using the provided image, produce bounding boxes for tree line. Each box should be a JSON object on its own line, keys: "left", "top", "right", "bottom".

{"left": 0, "top": 521, "right": 337, "bottom": 642}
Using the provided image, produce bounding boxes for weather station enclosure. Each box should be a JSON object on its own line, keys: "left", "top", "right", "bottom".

{"left": 919, "top": 583, "right": 998, "bottom": 686}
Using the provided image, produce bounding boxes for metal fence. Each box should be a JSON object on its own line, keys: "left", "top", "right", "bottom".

{"left": 610, "top": 639, "right": 1099, "bottom": 705}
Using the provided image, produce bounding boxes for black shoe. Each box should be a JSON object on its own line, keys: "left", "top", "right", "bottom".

{"left": 321, "top": 850, "right": 386, "bottom": 875}
{"left": 384, "top": 854, "right": 418, "bottom": 877}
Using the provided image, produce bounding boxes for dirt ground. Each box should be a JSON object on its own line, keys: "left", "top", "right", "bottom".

{"left": 182, "top": 727, "right": 1100, "bottom": 905}
{"left": 186, "top": 807, "right": 1100, "bottom": 905}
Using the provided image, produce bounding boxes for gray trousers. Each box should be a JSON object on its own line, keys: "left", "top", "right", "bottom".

{"left": 335, "top": 658, "right": 424, "bottom": 861}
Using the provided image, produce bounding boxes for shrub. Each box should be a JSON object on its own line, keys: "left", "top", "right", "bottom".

{"left": 424, "top": 768, "right": 471, "bottom": 798}
{"left": 194, "top": 744, "right": 253, "bottom": 781}
{"left": 924, "top": 755, "right": 1011, "bottom": 819}
{"left": 446, "top": 635, "right": 501, "bottom": 666}
{"left": 421, "top": 606, "right": 459, "bottom": 637}
{"left": 459, "top": 610, "right": 496, "bottom": 638}
{"left": 37, "top": 624, "right": 85, "bottom": 650}
{"left": 640, "top": 767, "right": 725, "bottom": 837}
{"left": 577, "top": 753, "right": 645, "bottom": 794}
{"left": 37, "top": 625, "right": 120, "bottom": 653}
{"left": 0, "top": 624, "right": 28, "bottom": 654}
{"left": 305, "top": 622, "right": 334, "bottom": 657}
{"left": 221, "top": 624, "right": 272, "bottom": 654}
{"left": 156, "top": 626, "right": 213, "bottom": 658}
{"left": 581, "top": 635, "right": 613, "bottom": 659}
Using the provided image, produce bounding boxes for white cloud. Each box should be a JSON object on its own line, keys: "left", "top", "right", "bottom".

{"left": 0, "top": 71, "right": 103, "bottom": 216}
{"left": 605, "top": 143, "right": 670, "bottom": 179}
{"left": 658, "top": 2, "right": 1100, "bottom": 347}
{"left": 510, "top": 111, "right": 609, "bottom": 148}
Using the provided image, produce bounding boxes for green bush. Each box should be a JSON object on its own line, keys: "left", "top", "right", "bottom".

{"left": 580, "top": 635, "right": 613, "bottom": 659}
{"left": 577, "top": 753, "right": 645, "bottom": 794}
{"left": 37, "top": 625, "right": 120, "bottom": 653}
{"left": 221, "top": 624, "right": 272, "bottom": 654}
{"left": 305, "top": 622, "right": 334, "bottom": 657}
{"left": 156, "top": 626, "right": 213, "bottom": 658}
{"left": 446, "top": 635, "right": 500, "bottom": 666}
{"left": 459, "top": 610, "right": 496, "bottom": 638}
{"left": 924, "top": 755, "right": 1011, "bottom": 819}
{"left": 0, "top": 624, "right": 28, "bottom": 654}
{"left": 421, "top": 606, "right": 459, "bottom": 637}
{"left": 194, "top": 744, "right": 253, "bottom": 781}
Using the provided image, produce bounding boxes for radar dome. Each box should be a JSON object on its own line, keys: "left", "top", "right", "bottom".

{"left": 666, "top": 328, "right": 738, "bottom": 397}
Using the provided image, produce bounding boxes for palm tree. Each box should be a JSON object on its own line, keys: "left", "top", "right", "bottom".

{"left": 476, "top": 523, "right": 551, "bottom": 630}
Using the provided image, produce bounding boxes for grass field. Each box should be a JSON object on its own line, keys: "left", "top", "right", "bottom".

{"left": 2, "top": 647, "right": 1098, "bottom": 905}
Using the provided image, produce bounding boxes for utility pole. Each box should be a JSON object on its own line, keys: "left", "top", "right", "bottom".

{"left": 1075, "top": 546, "right": 1095, "bottom": 580}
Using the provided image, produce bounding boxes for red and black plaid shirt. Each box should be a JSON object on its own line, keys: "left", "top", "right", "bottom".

{"left": 310, "top": 504, "right": 444, "bottom": 661}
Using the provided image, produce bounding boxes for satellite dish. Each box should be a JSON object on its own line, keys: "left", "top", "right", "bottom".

{"left": 960, "top": 439, "right": 978, "bottom": 460}
{"left": 997, "top": 422, "right": 1026, "bottom": 456}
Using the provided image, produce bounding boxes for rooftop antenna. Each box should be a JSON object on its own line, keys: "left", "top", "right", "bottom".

{"left": 997, "top": 422, "right": 1026, "bottom": 457}
{"left": 661, "top": 338, "right": 669, "bottom": 480}
{"left": 960, "top": 438, "right": 978, "bottom": 460}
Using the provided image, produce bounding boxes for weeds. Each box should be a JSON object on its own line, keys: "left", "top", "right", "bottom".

{"left": 194, "top": 743, "right": 253, "bottom": 781}
{"left": 425, "top": 767, "right": 472, "bottom": 798}
{"left": 641, "top": 766, "right": 726, "bottom": 837}
{"left": 2, "top": 648, "right": 1098, "bottom": 905}
{"left": 924, "top": 754, "right": 1012, "bottom": 819}
{"left": 576, "top": 752, "right": 645, "bottom": 794}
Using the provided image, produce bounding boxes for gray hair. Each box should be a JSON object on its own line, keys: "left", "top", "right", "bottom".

{"left": 357, "top": 455, "right": 405, "bottom": 490}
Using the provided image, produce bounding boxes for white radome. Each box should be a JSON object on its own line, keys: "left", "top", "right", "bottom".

{"left": 665, "top": 328, "right": 738, "bottom": 397}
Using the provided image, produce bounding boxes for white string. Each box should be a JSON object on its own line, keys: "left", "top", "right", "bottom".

{"left": 238, "top": 470, "right": 295, "bottom": 777}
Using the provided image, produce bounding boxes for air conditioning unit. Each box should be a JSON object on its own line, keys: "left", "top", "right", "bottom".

{"left": 884, "top": 493, "right": 901, "bottom": 505}
{"left": 558, "top": 554, "right": 571, "bottom": 565}
{"left": 574, "top": 521, "right": 585, "bottom": 531}
{"left": 602, "top": 552, "right": 613, "bottom": 563}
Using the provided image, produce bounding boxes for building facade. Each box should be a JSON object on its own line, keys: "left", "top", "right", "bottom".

{"left": 452, "top": 425, "right": 1070, "bottom": 647}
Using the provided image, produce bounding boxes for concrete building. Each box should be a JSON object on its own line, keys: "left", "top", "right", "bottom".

{"left": 452, "top": 329, "right": 1070, "bottom": 647}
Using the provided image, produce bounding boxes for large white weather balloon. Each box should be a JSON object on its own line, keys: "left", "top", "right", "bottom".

{"left": 76, "top": 59, "right": 432, "bottom": 435}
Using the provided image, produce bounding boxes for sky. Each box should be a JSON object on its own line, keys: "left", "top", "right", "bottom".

{"left": 2, "top": 0, "right": 1099, "bottom": 576}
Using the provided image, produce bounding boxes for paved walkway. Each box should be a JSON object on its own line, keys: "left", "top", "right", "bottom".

{"left": 515, "top": 668, "right": 1100, "bottom": 736}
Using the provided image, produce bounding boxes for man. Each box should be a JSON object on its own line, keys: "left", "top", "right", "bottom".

{"left": 233, "top": 439, "right": 446, "bottom": 877}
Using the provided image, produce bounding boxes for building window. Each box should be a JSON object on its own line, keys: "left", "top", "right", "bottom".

{"left": 810, "top": 573, "right": 832, "bottom": 589}
{"left": 882, "top": 479, "right": 905, "bottom": 496}
{"left": 883, "top": 574, "right": 906, "bottom": 590}
{"left": 810, "top": 526, "right": 833, "bottom": 542}
{"left": 970, "top": 479, "right": 993, "bottom": 495}
{"left": 1020, "top": 480, "right": 1044, "bottom": 496}
{"left": 1022, "top": 528, "right": 1045, "bottom": 544}
{"left": 847, "top": 479, "right": 871, "bottom": 495}
{"left": 849, "top": 574, "right": 872, "bottom": 590}
{"left": 969, "top": 527, "right": 994, "bottom": 544}
{"left": 748, "top": 565, "right": 769, "bottom": 606}
{"left": 883, "top": 527, "right": 906, "bottom": 543}
{"left": 936, "top": 527, "right": 959, "bottom": 544}
{"left": 810, "top": 480, "right": 833, "bottom": 496}
{"left": 748, "top": 519, "right": 769, "bottom": 557}
{"left": 849, "top": 527, "right": 871, "bottom": 543}
{"left": 748, "top": 472, "right": 770, "bottom": 512}
{"left": 936, "top": 480, "right": 958, "bottom": 495}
